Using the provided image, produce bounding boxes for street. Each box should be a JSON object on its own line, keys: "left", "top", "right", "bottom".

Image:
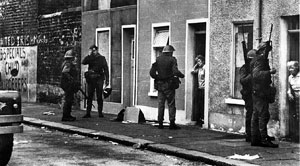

{"left": 8, "top": 125, "right": 211, "bottom": 166}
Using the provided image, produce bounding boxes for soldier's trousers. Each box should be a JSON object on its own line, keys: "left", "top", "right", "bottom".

{"left": 63, "top": 90, "right": 74, "bottom": 117}
{"left": 158, "top": 89, "right": 176, "bottom": 123}
{"left": 86, "top": 79, "right": 104, "bottom": 114}
{"left": 244, "top": 97, "right": 253, "bottom": 139}
{"left": 251, "top": 95, "right": 270, "bottom": 142}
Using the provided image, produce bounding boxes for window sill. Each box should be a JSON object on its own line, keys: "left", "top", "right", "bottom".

{"left": 225, "top": 98, "right": 245, "bottom": 106}
{"left": 148, "top": 91, "right": 158, "bottom": 97}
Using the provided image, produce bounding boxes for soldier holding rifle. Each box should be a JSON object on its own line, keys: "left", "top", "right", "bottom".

{"left": 250, "top": 24, "right": 278, "bottom": 148}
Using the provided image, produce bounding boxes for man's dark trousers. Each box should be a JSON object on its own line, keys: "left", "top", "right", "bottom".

{"left": 63, "top": 90, "right": 74, "bottom": 118}
{"left": 158, "top": 88, "right": 176, "bottom": 124}
{"left": 86, "top": 79, "right": 104, "bottom": 115}
{"left": 244, "top": 96, "right": 253, "bottom": 140}
{"left": 251, "top": 95, "right": 270, "bottom": 143}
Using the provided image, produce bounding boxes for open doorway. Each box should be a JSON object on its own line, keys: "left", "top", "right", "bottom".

{"left": 186, "top": 20, "right": 207, "bottom": 126}
{"left": 286, "top": 16, "right": 299, "bottom": 142}
{"left": 122, "top": 25, "right": 136, "bottom": 107}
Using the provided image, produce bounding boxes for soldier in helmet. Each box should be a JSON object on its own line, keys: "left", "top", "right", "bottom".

{"left": 240, "top": 49, "right": 257, "bottom": 142}
{"left": 250, "top": 41, "right": 278, "bottom": 148}
{"left": 60, "top": 49, "right": 79, "bottom": 121}
{"left": 150, "top": 45, "right": 184, "bottom": 130}
{"left": 82, "top": 44, "right": 109, "bottom": 118}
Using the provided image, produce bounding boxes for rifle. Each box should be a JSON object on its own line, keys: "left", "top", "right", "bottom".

{"left": 78, "top": 87, "right": 95, "bottom": 108}
{"left": 241, "top": 24, "right": 249, "bottom": 72}
{"left": 263, "top": 24, "right": 273, "bottom": 60}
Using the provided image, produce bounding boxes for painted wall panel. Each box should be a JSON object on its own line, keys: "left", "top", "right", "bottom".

{"left": 0, "top": 46, "right": 37, "bottom": 102}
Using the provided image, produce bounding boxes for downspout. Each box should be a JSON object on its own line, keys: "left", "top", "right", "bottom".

{"left": 256, "top": 0, "right": 262, "bottom": 44}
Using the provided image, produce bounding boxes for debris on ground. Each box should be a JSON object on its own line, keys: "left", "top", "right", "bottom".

{"left": 109, "top": 141, "right": 118, "bottom": 145}
{"left": 228, "top": 154, "right": 260, "bottom": 160}
{"left": 43, "top": 111, "right": 55, "bottom": 115}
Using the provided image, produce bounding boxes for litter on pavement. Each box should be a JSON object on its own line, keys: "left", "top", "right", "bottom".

{"left": 227, "top": 154, "right": 260, "bottom": 160}
{"left": 43, "top": 111, "right": 55, "bottom": 115}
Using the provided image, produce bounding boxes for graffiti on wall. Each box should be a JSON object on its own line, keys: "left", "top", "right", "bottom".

{"left": 0, "top": 26, "right": 81, "bottom": 47}
{"left": 0, "top": 46, "right": 37, "bottom": 102}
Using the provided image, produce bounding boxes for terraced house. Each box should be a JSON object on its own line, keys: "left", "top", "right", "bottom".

{"left": 1, "top": 0, "right": 298, "bottom": 142}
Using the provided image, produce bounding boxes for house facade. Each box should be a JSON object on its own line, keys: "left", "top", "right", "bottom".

{"left": 81, "top": 0, "right": 137, "bottom": 114}
{"left": 136, "top": 0, "right": 210, "bottom": 125}
{"left": 209, "top": 0, "right": 299, "bottom": 140}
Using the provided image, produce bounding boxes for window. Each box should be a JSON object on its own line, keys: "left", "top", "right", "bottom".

{"left": 287, "top": 15, "right": 299, "bottom": 61}
{"left": 148, "top": 24, "right": 170, "bottom": 96}
{"left": 232, "top": 23, "right": 253, "bottom": 98}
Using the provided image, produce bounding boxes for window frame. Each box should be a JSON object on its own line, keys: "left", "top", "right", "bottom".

{"left": 229, "top": 21, "right": 254, "bottom": 101}
{"left": 148, "top": 22, "right": 170, "bottom": 97}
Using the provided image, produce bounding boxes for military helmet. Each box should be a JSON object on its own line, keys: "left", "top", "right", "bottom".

{"left": 103, "top": 87, "right": 112, "bottom": 98}
{"left": 64, "top": 49, "right": 74, "bottom": 59}
{"left": 162, "top": 45, "right": 175, "bottom": 53}
{"left": 247, "top": 49, "right": 257, "bottom": 59}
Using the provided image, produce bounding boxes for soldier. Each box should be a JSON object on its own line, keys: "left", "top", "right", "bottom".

{"left": 60, "top": 49, "right": 79, "bottom": 121}
{"left": 250, "top": 41, "right": 278, "bottom": 148}
{"left": 240, "top": 49, "right": 256, "bottom": 142}
{"left": 82, "top": 45, "right": 109, "bottom": 118}
{"left": 150, "top": 45, "right": 185, "bottom": 130}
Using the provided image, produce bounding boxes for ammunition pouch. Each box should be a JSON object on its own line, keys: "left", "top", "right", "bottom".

{"left": 168, "top": 76, "right": 181, "bottom": 90}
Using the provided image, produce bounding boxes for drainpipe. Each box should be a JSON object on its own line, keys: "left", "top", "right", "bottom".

{"left": 256, "top": 0, "right": 262, "bottom": 44}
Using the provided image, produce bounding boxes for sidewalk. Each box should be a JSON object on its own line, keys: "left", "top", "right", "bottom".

{"left": 22, "top": 102, "right": 300, "bottom": 166}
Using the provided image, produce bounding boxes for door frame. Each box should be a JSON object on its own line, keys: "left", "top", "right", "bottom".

{"left": 121, "top": 25, "right": 136, "bottom": 106}
{"left": 95, "top": 27, "right": 111, "bottom": 84}
{"left": 185, "top": 18, "right": 210, "bottom": 128}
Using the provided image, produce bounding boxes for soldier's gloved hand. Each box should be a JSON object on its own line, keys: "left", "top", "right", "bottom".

{"left": 266, "top": 41, "right": 272, "bottom": 51}
{"left": 270, "top": 68, "right": 276, "bottom": 74}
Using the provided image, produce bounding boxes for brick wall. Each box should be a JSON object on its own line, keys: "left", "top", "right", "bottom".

{"left": 0, "top": 0, "right": 82, "bottom": 104}
{"left": 37, "top": 10, "right": 81, "bottom": 103}
{"left": 0, "top": 0, "right": 38, "bottom": 45}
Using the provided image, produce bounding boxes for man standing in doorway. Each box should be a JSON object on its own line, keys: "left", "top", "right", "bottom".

{"left": 150, "top": 45, "right": 185, "bottom": 130}
{"left": 82, "top": 45, "right": 109, "bottom": 118}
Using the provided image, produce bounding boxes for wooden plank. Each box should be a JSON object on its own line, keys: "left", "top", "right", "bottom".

{"left": 0, "top": 126, "right": 23, "bottom": 134}
{"left": 0, "top": 115, "right": 23, "bottom": 124}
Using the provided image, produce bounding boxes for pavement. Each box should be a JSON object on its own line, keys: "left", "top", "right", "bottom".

{"left": 21, "top": 102, "right": 300, "bottom": 166}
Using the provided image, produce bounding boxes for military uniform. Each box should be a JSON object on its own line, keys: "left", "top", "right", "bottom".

{"left": 240, "top": 64, "right": 253, "bottom": 142}
{"left": 82, "top": 45, "right": 109, "bottom": 118}
{"left": 60, "top": 49, "right": 78, "bottom": 121}
{"left": 250, "top": 42, "right": 278, "bottom": 148}
{"left": 240, "top": 49, "right": 257, "bottom": 142}
{"left": 150, "top": 45, "right": 184, "bottom": 130}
